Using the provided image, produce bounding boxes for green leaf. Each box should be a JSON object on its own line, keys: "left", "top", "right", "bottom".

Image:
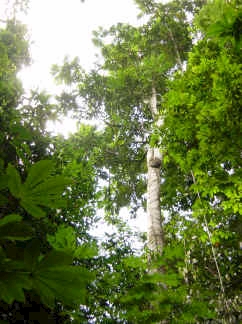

{"left": 0, "top": 174, "right": 7, "bottom": 190}
{"left": 123, "top": 256, "right": 146, "bottom": 269}
{"left": 0, "top": 214, "right": 22, "bottom": 227}
{"left": 0, "top": 215, "right": 32, "bottom": 241}
{"left": 37, "top": 250, "right": 73, "bottom": 269}
{"left": 33, "top": 266, "right": 92, "bottom": 307}
{"left": 0, "top": 193, "right": 8, "bottom": 206}
{"left": 74, "top": 243, "right": 98, "bottom": 259}
{"left": 47, "top": 226, "right": 98, "bottom": 259}
{"left": 10, "top": 124, "right": 33, "bottom": 141}
{"left": 0, "top": 272, "right": 32, "bottom": 304}
{"left": 6, "top": 163, "right": 22, "bottom": 198}
{"left": 24, "top": 240, "right": 41, "bottom": 271}
{"left": 19, "top": 160, "right": 70, "bottom": 218}
{"left": 30, "top": 175, "right": 69, "bottom": 195}
{"left": 24, "top": 160, "right": 55, "bottom": 189}
{"left": 32, "top": 250, "right": 94, "bottom": 307}
{"left": 0, "top": 223, "right": 32, "bottom": 241}
{"left": 164, "top": 245, "right": 184, "bottom": 260}
{"left": 20, "top": 199, "right": 46, "bottom": 218}
{"left": 47, "top": 225, "right": 76, "bottom": 252}
{"left": 159, "top": 273, "right": 181, "bottom": 287}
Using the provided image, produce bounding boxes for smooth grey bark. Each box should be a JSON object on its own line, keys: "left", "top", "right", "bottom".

{"left": 147, "top": 86, "right": 164, "bottom": 254}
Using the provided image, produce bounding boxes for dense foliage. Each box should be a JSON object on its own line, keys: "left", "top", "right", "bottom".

{"left": 0, "top": 16, "right": 98, "bottom": 323}
{"left": 0, "top": 0, "right": 241, "bottom": 323}
{"left": 159, "top": 1, "right": 242, "bottom": 321}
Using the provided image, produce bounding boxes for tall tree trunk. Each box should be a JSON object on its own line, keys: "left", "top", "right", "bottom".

{"left": 147, "top": 86, "right": 164, "bottom": 254}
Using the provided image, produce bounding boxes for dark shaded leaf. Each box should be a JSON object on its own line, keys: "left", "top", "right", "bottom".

{"left": 6, "top": 163, "right": 22, "bottom": 198}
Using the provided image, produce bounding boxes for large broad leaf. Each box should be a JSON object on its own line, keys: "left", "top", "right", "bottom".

{"left": 33, "top": 266, "right": 92, "bottom": 307}
{"left": 20, "top": 161, "right": 70, "bottom": 218}
{"left": 37, "top": 250, "right": 73, "bottom": 269}
{"left": 47, "top": 226, "right": 98, "bottom": 259}
{"left": 6, "top": 160, "right": 70, "bottom": 218}
{"left": 23, "top": 176, "right": 69, "bottom": 210}
{"left": 47, "top": 225, "right": 76, "bottom": 253}
{"left": 23, "top": 240, "right": 42, "bottom": 272}
{"left": 23, "top": 159, "right": 55, "bottom": 189}
{"left": 20, "top": 200, "right": 46, "bottom": 218}
{"left": 32, "top": 250, "right": 95, "bottom": 307}
{"left": 0, "top": 247, "right": 94, "bottom": 307}
{"left": 0, "top": 272, "right": 32, "bottom": 304}
{"left": 0, "top": 248, "right": 32, "bottom": 304}
{"left": 0, "top": 160, "right": 7, "bottom": 191}
{"left": 74, "top": 243, "right": 98, "bottom": 259}
{"left": 6, "top": 163, "right": 22, "bottom": 198}
{"left": 0, "top": 214, "right": 22, "bottom": 227}
{"left": 0, "top": 223, "right": 32, "bottom": 241}
{"left": 0, "top": 214, "right": 32, "bottom": 241}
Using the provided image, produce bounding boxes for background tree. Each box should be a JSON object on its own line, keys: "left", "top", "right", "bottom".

{"left": 52, "top": 0, "right": 199, "bottom": 254}
{"left": 158, "top": 0, "right": 242, "bottom": 322}
{"left": 52, "top": 0, "right": 241, "bottom": 322}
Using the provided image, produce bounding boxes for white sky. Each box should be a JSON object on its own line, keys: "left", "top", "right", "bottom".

{"left": 12, "top": 0, "right": 144, "bottom": 136}
{"left": 18, "top": 0, "right": 141, "bottom": 91}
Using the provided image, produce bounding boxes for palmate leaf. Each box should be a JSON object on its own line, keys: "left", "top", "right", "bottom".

{"left": 32, "top": 250, "right": 95, "bottom": 307}
{"left": 37, "top": 250, "right": 73, "bottom": 269}
{"left": 20, "top": 200, "right": 46, "bottom": 218}
{"left": 0, "top": 223, "right": 32, "bottom": 241}
{"left": 23, "top": 243, "right": 93, "bottom": 307}
{"left": 0, "top": 271, "right": 32, "bottom": 304}
{"left": 21, "top": 165, "right": 70, "bottom": 217}
{"left": 0, "top": 248, "right": 31, "bottom": 304}
{"left": 23, "top": 159, "right": 55, "bottom": 188}
{"left": 0, "top": 214, "right": 22, "bottom": 227}
{"left": 47, "top": 225, "right": 76, "bottom": 253}
{"left": 0, "top": 164, "right": 7, "bottom": 191}
{"left": 6, "top": 163, "right": 22, "bottom": 198}
{"left": 74, "top": 243, "right": 98, "bottom": 259}
{"left": 47, "top": 226, "right": 98, "bottom": 259}
{"left": 0, "top": 214, "right": 32, "bottom": 241}
{"left": 0, "top": 246, "right": 94, "bottom": 307}
{"left": 30, "top": 174, "right": 67, "bottom": 193}
{"left": 23, "top": 176, "right": 69, "bottom": 209}
{"left": 23, "top": 240, "right": 42, "bottom": 272}
{"left": 6, "top": 160, "right": 70, "bottom": 218}
{"left": 34, "top": 266, "right": 92, "bottom": 307}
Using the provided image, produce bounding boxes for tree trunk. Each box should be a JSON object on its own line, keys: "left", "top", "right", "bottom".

{"left": 147, "top": 86, "right": 164, "bottom": 254}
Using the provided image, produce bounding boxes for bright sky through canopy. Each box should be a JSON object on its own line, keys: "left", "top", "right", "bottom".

{"left": 18, "top": 0, "right": 141, "bottom": 91}
{"left": 11, "top": 0, "right": 148, "bottom": 234}
{"left": 13, "top": 0, "right": 142, "bottom": 136}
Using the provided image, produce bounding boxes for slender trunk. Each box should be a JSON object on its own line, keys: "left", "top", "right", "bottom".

{"left": 166, "top": 26, "right": 183, "bottom": 70}
{"left": 147, "top": 147, "right": 163, "bottom": 254}
{"left": 146, "top": 17, "right": 184, "bottom": 253}
{"left": 147, "top": 86, "right": 164, "bottom": 254}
